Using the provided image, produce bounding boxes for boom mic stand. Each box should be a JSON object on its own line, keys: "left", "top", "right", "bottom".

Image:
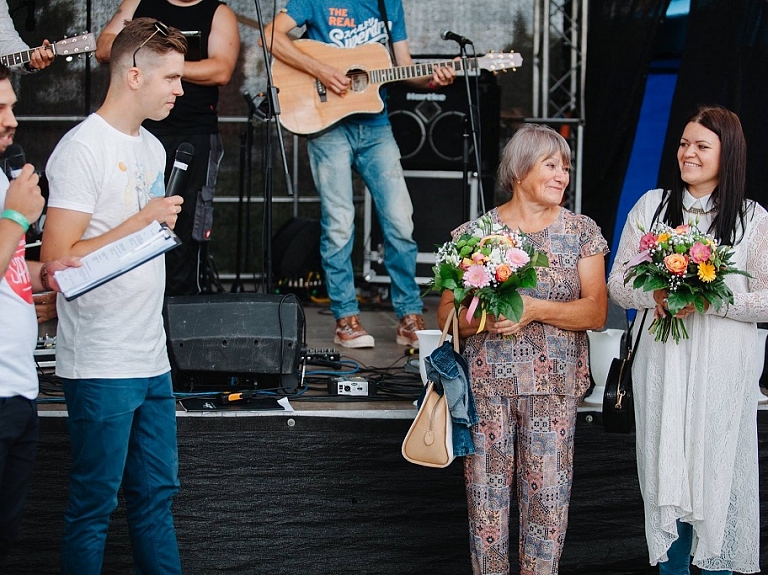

{"left": 251, "top": 0, "right": 293, "bottom": 294}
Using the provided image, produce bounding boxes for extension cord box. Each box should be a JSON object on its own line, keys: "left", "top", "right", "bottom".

{"left": 329, "top": 377, "right": 375, "bottom": 396}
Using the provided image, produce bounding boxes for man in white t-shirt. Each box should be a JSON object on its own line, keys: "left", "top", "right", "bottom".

{"left": 0, "top": 63, "right": 78, "bottom": 564}
{"left": 41, "top": 18, "right": 186, "bottom": 575}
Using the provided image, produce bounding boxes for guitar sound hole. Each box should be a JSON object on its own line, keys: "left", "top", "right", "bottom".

{"left": 347, "top": 69, "right": 369, "bottom": 92}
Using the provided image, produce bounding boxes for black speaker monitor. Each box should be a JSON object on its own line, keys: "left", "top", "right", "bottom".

{"left": 164, "top": 294, "right": 304, "bottom": 393}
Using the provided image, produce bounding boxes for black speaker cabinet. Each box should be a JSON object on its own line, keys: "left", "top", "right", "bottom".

{"left": 164, "top": 294, "right": 304, "bottom": 393}
{"left": 364, "top": 170, "right": 479, "bottom": 284}
{"left": 386, "top": 69, "right": 501, "bottom": 173}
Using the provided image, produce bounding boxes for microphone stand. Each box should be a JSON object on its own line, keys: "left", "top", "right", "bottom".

{"left": 230, "top": 122, "right": 249, "bottom": 293}
{"left": 455, "top": 40, "right": 484, "bottom": 220}
{"left": 252, "top": 0, "right": 293, "bottom": 295}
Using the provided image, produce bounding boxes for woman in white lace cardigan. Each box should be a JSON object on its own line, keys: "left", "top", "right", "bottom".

{"left": 608, "top": 105, "right": 767, "bottom": 574}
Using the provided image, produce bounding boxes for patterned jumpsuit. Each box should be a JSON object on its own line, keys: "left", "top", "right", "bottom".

{"left": 458, "top": 207, "right": 608, "bottom": 575}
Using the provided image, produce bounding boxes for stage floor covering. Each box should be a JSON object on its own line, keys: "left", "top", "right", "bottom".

{"left": 11, "top": 296, "right": 768, "bottom": 573}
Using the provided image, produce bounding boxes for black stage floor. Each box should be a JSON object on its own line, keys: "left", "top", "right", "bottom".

{"left": 7, "top": 413, "right": 768, "bottom": 574}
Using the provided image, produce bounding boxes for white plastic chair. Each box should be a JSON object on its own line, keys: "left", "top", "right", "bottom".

{"left": 583, "top": 328, "right": 625, "bottom": 406}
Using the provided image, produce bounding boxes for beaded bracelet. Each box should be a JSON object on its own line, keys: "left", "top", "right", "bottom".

{"left": 1, "top": 209, "right": 30, "bottom": 232}
{"left": 40, "top": 262, "right": 52, "bottom": 292}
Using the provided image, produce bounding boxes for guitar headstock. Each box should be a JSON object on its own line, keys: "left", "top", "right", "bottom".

{"left": 477, "top": 51, "right": 524, "bottom": 74}
{"left": 54, "top": 33, "right": 97, "bottom": 61}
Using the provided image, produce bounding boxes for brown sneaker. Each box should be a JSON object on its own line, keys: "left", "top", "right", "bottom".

{"left": 334, "top": 315, "right": 375, "bottom": 348}
{"left": 396, "top": 313, "right": 426, "bottom": 347}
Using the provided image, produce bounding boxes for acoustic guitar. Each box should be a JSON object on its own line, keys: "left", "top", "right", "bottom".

{"left": 271, "top": 39, "right": 523, "bottom": 135}
{"left": 0, "top": 33, "right": 96, "bottom": 68}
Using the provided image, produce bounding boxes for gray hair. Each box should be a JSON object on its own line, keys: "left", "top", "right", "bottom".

{"left": 497, "top": 123, "right": 571, "bottom": 193}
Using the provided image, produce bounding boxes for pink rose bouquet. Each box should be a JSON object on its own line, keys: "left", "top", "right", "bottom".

{"left": 431, "top": 214, "right": 549, "bottom": 326}
{"left": 623, "top": 221, "right": 749, "bottom": 343}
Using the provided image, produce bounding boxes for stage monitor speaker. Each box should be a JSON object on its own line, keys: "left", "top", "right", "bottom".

{"left": 164, "top": 294, "right": 304, "bottom": 393}
{"left": 386, "top": 69, "right": 501, "bottom": 173}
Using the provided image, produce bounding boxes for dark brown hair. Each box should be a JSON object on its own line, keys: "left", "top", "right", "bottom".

{"left": 0, "top": 65, "right": 10, "bottom": 81}
{"left": 665, "top": 105, "right": 749, "bottom": 245}
{"left": 111, "top": 17, "right": 187, "bottom": 70}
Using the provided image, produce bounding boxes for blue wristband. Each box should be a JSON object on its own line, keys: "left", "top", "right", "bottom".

{"left": 1, "top": 209, "right": 30, "bottom": 232}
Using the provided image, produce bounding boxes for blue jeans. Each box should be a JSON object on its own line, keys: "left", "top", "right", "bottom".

{"left": 61, "top": 373, "right": 181, "bottom": 575}
{"left": 307, "top": 121, "right": 422, "bottom": 319}
{"left": 659, "top": 520, "right": 732, "bottom": 575}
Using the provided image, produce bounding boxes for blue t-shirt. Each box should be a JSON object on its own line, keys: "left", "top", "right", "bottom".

{"left": 284, "top": 0, "right": 407, "bottom": 126}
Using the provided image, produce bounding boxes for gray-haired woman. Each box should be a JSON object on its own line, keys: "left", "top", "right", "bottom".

{"left": 438, "top": 123, "right": 609, "bottom": 574}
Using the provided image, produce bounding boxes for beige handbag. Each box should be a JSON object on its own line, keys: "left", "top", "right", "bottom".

{"left": 401, "top": 308, "right": 458, "bottom": 468}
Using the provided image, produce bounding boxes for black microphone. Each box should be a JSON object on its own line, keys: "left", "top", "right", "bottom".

{"left": 440, "top": 28, "right": 473, "bottom": 46}
{"left": 4, "top": 143, "right": 26, "bottom": 180}
{"left": 165, "top": 142, "right": 194, "bottom": 197}
{"left": 4, "top": 143, "right": 43, "bottom": 238}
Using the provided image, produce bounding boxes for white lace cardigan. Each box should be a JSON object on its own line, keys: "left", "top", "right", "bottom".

{"left": 607, "top": 188, "right": 768, "bottom": 572}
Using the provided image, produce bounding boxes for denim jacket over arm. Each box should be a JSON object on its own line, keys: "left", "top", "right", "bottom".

{"left": 424, "top": 341, "right": 478, "bottom": 457}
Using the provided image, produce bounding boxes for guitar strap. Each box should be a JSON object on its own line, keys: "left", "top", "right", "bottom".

{"left": 377, "top": 0, "right": 398, "bottom": 66}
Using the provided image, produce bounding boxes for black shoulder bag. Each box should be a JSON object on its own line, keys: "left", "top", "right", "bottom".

{"left": 602, "top": 191, "right": 668, "bottom": 433}
{"left": 602, "top": 310, "right": 647, "bottom": 433}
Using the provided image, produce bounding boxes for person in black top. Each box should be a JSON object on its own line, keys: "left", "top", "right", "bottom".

{"left": 97, "top": 0, "right": 240, "bottom": 295}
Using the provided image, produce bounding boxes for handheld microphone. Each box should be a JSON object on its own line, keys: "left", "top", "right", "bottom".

{"left": 440, "top": 28, "right": 473, "bottom": 46}
{"left": 4, "top": 143, "right": 43, "bottom": 238}
{"left": 165, "top": 142, "right": 194, "bottom": 197}
{"left": 4, "top": 143, "right": 26, "bottom": 180}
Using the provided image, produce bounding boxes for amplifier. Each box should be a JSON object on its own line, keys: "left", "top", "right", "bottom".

{"left": 164, "top": 294, "right": 304, "bottom": 393}
{"left": 386, "top": 69, "right": 501, "bottom": 174}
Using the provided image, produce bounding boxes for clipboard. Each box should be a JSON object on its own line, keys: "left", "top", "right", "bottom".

{"left": 53, "top": 221, "right": 181, "bottom": 301}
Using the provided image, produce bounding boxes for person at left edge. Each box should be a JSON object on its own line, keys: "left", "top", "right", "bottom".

{"left": 0, "top": 62, "right": 78, "bottom": 565}
{"left": 96, "top": 0, "right": 240, "bottom": 296}
{"left": 41, "top": 18, "right": 186, "bottom": 575}
{"left": 0, "top": 0, "right": 55, "bottom": 72}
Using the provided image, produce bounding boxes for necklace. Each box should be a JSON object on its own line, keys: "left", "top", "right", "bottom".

{"left": 683, "top": 205, "right": 716, "bottom": 215}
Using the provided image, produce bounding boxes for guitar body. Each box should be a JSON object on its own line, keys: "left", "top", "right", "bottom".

{"left": 272, "top": 40, "right": 392, "bottom": 135}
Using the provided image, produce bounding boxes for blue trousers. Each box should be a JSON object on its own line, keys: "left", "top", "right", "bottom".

{"left": 0, "top": 396, "right": 38, "bottom": 563}
{"left": 60, "top": 373, "right": 181, "bottom": 575}
{"left": 659, "top": 520, "right": 732, "bottom": 575}
{"left": 307, "top": 121, "right": 422, "bottom": 320}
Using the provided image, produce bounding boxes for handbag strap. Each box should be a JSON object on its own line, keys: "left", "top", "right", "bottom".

{"left": 626, "top": 309, "right": 648, "bottom": 361}
{"left": 439, "top": 306, "right": 460, "bottom": 353}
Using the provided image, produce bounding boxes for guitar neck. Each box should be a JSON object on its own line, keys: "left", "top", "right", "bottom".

{"left": 370, "top": 58, "right": 477, "bottom": 85}
{"left": 0, "top": 47, "right": 37, "bottom": 68}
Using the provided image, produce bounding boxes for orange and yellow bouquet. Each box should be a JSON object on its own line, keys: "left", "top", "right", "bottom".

{"left": 623, "top": 221, "right": 749, "bottom": 343}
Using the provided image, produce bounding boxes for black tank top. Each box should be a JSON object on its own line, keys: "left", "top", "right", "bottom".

{"left": 134, "top": 0, "right": 223, "bottom": 136}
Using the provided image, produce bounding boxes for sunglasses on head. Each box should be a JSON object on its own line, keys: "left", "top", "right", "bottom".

{"left": 132, "top": 21, "right": 170, "bottom": 68}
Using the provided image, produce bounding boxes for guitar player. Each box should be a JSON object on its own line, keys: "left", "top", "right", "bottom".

{"left": 0, "top": 0, "right": 54, "bottom": 72}
{"left": 264, "top": 0, "right": 455, "bottom": 350}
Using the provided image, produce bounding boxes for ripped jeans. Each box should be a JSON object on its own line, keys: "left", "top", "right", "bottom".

{"left": 307, "top": 121, "right": 421, "bottom": 320}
